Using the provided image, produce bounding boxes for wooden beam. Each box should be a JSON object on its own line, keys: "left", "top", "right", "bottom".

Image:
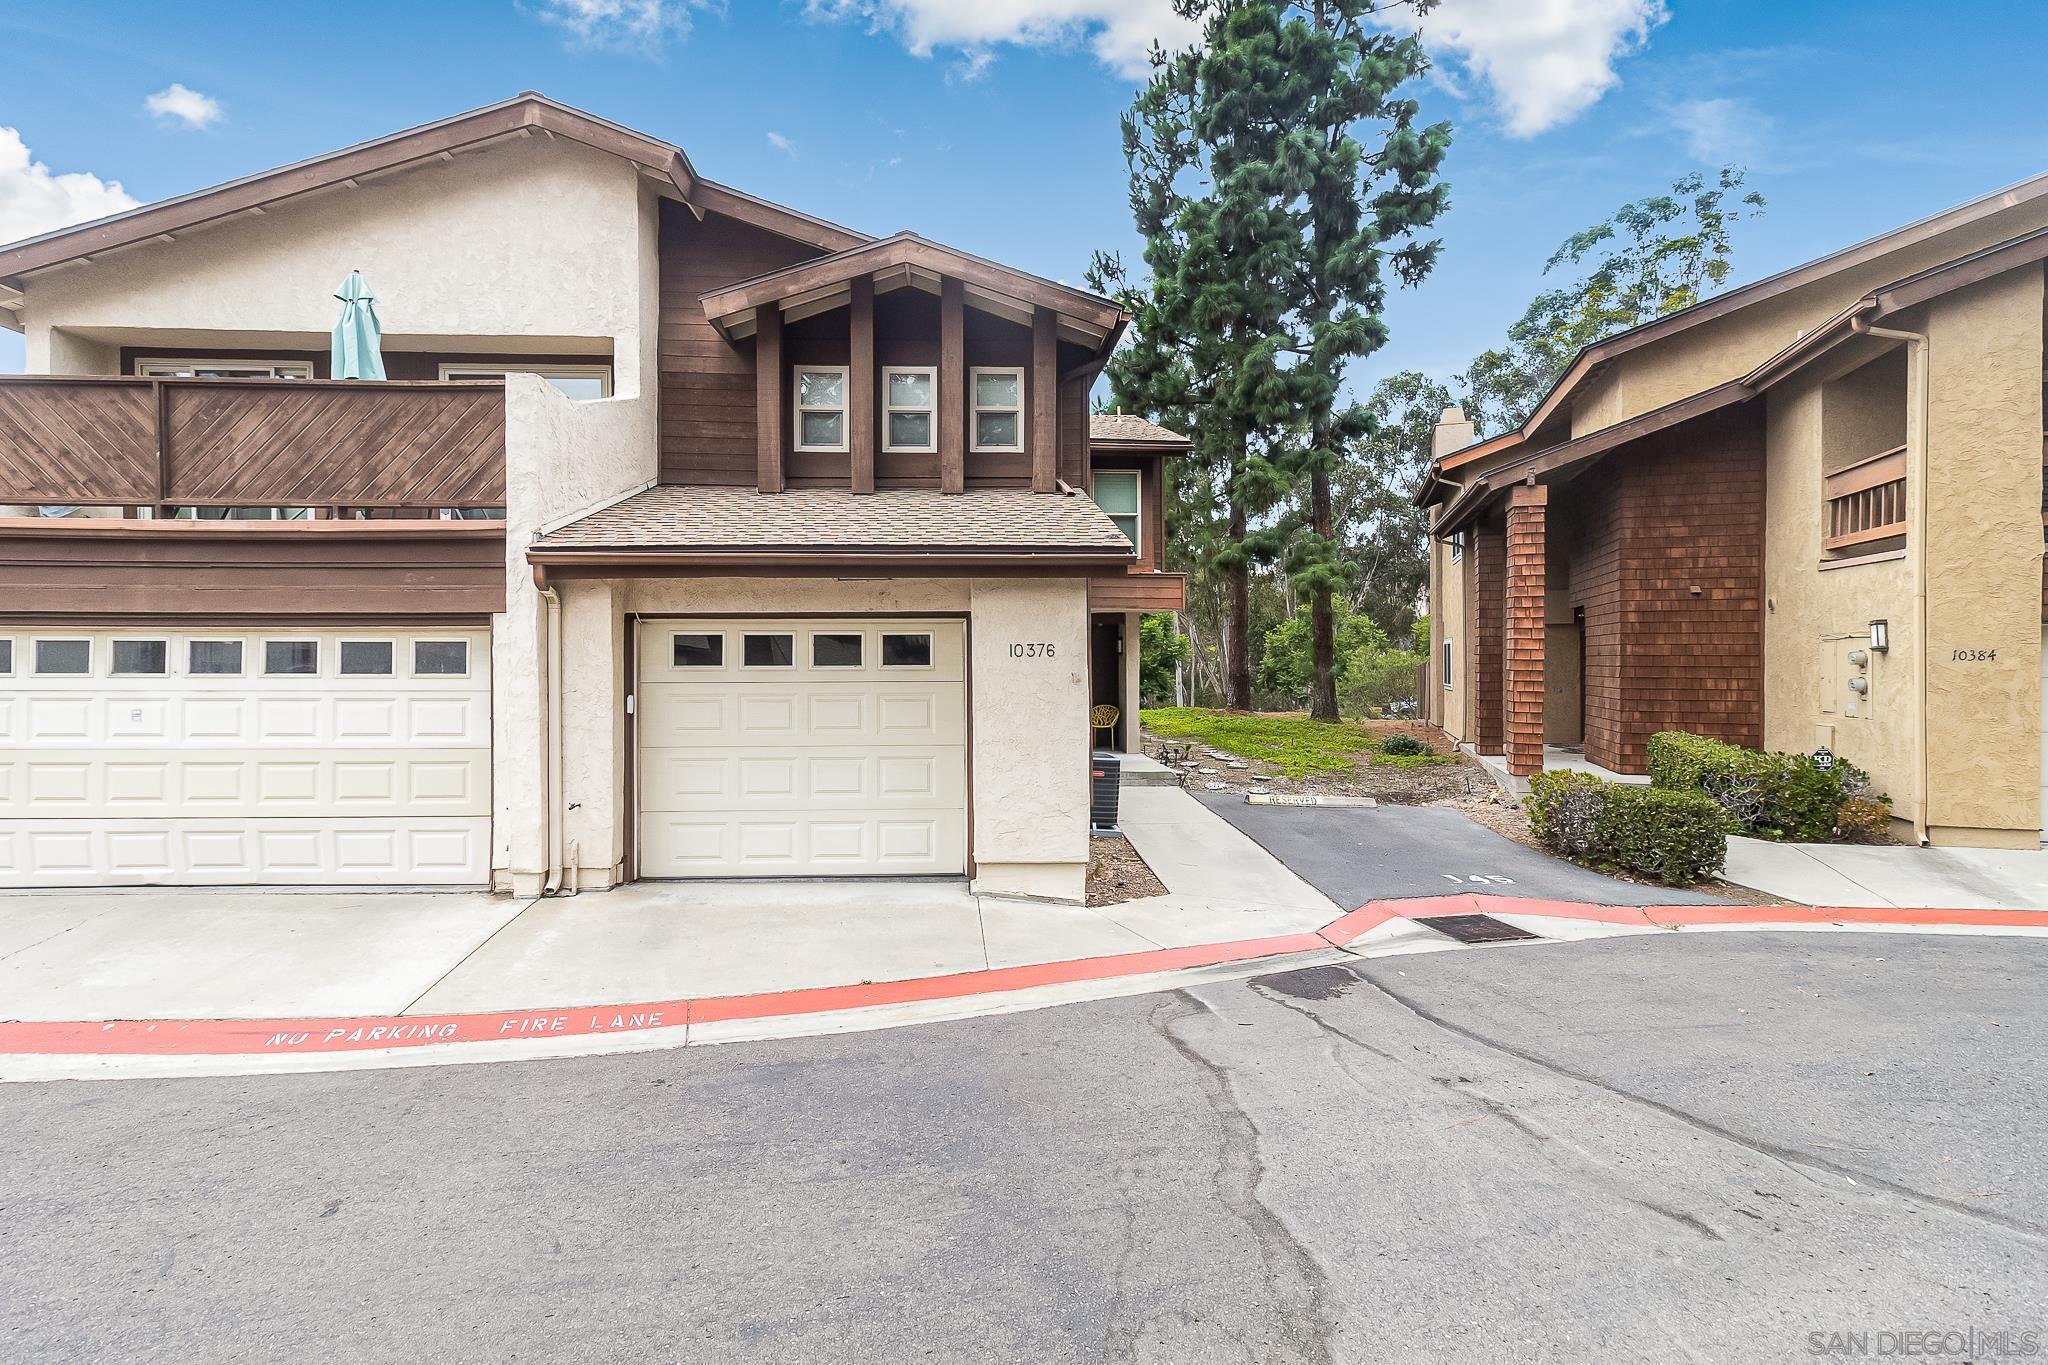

{"left": 1031, "top": 306, "right": 1058, "bottom": 493}
{"left": 849, "top": 275, "right": 875, "bottom": 494}
{"left": 755, "top": 306, "right": 785, "bottom": 493}
{"left": 940, "top": 277, "right": 965, "bottom": 495}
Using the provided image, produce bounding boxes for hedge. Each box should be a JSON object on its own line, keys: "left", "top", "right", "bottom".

{"left": 1528, "top": 770, "right": 1726, "bottom": 885}
{"left": 1644, "top": 731, "right": 1860, "bottom": 842}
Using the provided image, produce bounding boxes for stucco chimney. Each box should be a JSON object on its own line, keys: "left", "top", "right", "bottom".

{"left": 1431, "top": 405, "right": 1476, "bottom": 460}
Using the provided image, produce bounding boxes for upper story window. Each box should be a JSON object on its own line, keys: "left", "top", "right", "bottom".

{"left": 136, "top": 358, "right": 313, "bottom": 380}
{"left": 971, "top": 368, "right": 1024, "bottom": 453}
{"left": 794, "top": 366, "right": 850, "bottom": 453}
{"left": 439, "top": 364, "right": 612, "bottom": 400}
{"left": 883, "top": 367, "right": 937, "bottom": 453}
{"left": 1092, "top": 470, "right": 1140, "bottom": 549}
{"left": 1448, "top": 531, "right": 1465, "bottom": 563}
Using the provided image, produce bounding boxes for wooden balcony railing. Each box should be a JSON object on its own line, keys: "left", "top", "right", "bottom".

{"left": 0, "top": 375, "right": 505, "bottom": 510}
{"left": 1822, "top": 444, "right": 1906, "bottom": 553}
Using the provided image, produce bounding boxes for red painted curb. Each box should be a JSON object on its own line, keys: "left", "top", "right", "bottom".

{"left": 0, "top": 894, "right": 2036, "bottom": 1061}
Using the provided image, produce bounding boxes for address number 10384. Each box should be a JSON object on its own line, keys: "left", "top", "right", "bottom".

{"left": 1008, "top": 642, "right": 1057, "bottom": 659}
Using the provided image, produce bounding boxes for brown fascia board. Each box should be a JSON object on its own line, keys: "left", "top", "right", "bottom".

{"left": 1089, "top": 439, "right": 1189, "bottom": 456}
{"left": 699, "top": 233, "right": 1126, "bottom": 337}
{"left": 527, "top": 547, "right": 1136, "bottom": 584}
{"left": 0, "top": 93, "right": 869, "bottom": 284}
{"left": 1430, "top": 167, "right": 2048, "bottom": 482}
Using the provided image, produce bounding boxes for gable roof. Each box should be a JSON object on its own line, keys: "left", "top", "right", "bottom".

{"left": 1089, "top": 413, "right": 1191, "bottom": 449}
{"left": 698, "top": 232, "right": 1127, "bottom": 348}
{"left": 1425, "top": 166, "right": 2048, "bottom": 491}
{"left": 0, "top": 93, "right": 869, "bottom": 289}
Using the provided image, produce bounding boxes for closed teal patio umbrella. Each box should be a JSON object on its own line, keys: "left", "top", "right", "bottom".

{"left": 331, "top": 270, "right": 386, "bottom": 380}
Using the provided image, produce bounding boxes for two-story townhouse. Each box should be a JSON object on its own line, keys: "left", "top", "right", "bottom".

{"left": 0, "top": 94, "right": 1189, "bottom": 901}
{"left": 1419, "top": 171, "right": 2048, "bottom": 849}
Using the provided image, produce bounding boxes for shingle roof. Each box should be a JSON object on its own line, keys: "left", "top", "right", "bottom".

{"left": 532, "top": 485, "right": 1136, "bottom": 555}
{"left": 1089, "top": 413, "right": 1190, "bottom": 446}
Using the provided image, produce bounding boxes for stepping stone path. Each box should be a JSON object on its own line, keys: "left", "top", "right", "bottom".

{"left": 1198, "top": 767, "right": 1219, "bottom": 775}
{"left": 1203, "top": 781, "right": 1228, "bottom": 791}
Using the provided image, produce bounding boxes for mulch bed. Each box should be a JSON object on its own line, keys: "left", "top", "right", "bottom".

{"left": 1086, "top": 834, "right": 1169, "bottom": 907}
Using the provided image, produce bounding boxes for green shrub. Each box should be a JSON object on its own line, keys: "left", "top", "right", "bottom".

{"left": 1646, "top": 731, "right": 1847, "bottom": 842}
{"left": 1527, "top": 771, "right": 1604, "bottom": 859}
{"left": 1592, "top": 786, "right": 1728, "bottom": 884}
{"left": 1337, "top": 647, "right": 1424, "bottom": 716}
{"left": 1527, "top": 770, "right": 1726, "bottom": 885}
{"left": 1378, "top": 732, "right": 1429, "bottom": 757}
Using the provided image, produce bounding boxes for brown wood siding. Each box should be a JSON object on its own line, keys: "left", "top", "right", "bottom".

{"left": 658, "top": 199, "right": 1103, "bottom": 491}
{"left": 0, "top": 375, "right": 504, "bottom": 508}
{"left": 1559, "top": 404, "right": 1765, "bottom": 772}
{"left": 1088, "top": 573, "right": 1185, "bottom": 611}
{"left": 659, "top": 204, "right": 822, "bottom": 486}
{"left": 1091, "top": 452, "right": 1167, "bottom": 570}
{"left": 0, "top": 522, "right": 505, "bottom": 617}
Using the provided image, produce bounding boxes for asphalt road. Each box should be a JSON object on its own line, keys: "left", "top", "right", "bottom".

{"left": 5, "top": 931, "right": 2044, "bottom": 1364}
{"left": 1198, "top": 796, "right": 1726, "bottom": 907}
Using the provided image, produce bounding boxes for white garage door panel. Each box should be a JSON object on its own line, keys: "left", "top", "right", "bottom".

{"left": 0, "top": 626, "right": 491, "bottom": 888}
{"left": 638, "top": 618, "right": 966, "bottom": 878}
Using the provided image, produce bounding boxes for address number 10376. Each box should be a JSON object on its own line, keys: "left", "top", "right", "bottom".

{"left": 1008, "top": 642, "right": 1057, "bottom": 659}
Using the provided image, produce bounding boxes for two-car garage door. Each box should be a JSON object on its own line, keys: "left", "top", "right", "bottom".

{"left": 0, "top": 626, "right": 491, "bottom": 888}
{"left": 637, "top": 618, "right": 967, "bottom": 877}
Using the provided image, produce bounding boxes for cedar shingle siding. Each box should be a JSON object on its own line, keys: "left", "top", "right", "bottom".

{"left": 1560, "top": 405, "right": 1766, "bottom": 772}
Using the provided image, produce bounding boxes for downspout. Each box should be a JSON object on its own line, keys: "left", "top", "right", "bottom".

{"left": 1854, "top": 319, "right": 1931, "bottom": 845}
{"left": 536, "top": 570, "right": 567, "bottom": 895}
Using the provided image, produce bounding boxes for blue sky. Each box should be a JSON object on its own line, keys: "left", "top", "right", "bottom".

{"left": 3, "top": 1, "right": 2044, "bottom": 395}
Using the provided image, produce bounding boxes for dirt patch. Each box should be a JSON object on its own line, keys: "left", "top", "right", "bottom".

{"left": 1087, "top": 834, "right": 1168, "bottom": 907}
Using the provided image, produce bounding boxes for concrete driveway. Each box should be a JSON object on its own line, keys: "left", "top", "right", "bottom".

{"left": 4, "top": 930, "right": 2039, "bottom": 1363}
{"left": 1196, "top": 795, "right": 1724, "bottom": 908}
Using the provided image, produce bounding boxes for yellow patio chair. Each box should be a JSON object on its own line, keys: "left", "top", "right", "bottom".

{"left": 1090, "top": 704, "right": 1120, "bottom": 750}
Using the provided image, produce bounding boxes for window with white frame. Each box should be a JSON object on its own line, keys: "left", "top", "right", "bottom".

{"left": 438, "top": 364, "right": 612, "bottom": 400}
{"left": 136, "top": 359, "right": 314, "bottom": 380}
{"left": 1442, "top": 639, "right": 1454, "bottom": 689}
{"left": 1448, "top": 531, "right": 1465, "bottom": 563}
{"left": 970, "top": 367, "right": 1024, "bottom": 452}
{"left": 1092, "top": 470, "right": 1140, "bottom": 549}
{"left": 794, "top": 366, "right": 850, "bottom": 453}
{"left": 883, "top": 367, "right": 937, "bottom": 453}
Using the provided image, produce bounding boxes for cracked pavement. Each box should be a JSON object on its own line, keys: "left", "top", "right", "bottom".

{"left": 4, "top": 931, "right": 2045, "bottom": 1363}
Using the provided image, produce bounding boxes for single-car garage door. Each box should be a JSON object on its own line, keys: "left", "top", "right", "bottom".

{"left": 0, "top": 626, "right": 491, "bottom": 887}
{"left": 637, "top": 618, "right": 967, "bottom": 877}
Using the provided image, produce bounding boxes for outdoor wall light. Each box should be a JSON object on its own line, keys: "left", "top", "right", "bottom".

{"left": 1869, "top": 619, "right": 1890, "bottom": 653}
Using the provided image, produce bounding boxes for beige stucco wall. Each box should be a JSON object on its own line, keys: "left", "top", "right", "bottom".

{"left": 1567, "top": 197, "right": 2048, "bottom": 441}
{"left": 1764, "top": 267, "right": 2046, "bottom": 847}
{"left": 1432, "top": 537, "right": 1471, "bottom": 741}
{"left": 23, "top": 136, "right": 651, "bottom": 375}
{"left": 1920, "top": 270, "right": 2045, "bottom": 845}
{"left": 1762, "top": 372, "right": 1917, "bottom": 810}
{"left": 539, "top": 575, "right": 1094, "bottom": 901}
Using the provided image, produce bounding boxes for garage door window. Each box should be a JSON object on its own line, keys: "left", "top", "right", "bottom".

{"left": 189, "top": 640, "right": 243, "bottom": 675}
{"left": 0, "top": 639, "right": 13, "bottom": 675}
{"left": 340, "top": 640, "right": 394, "bottom": 675}
{"left": 414, "top": 641, "right": 469, "bottom": 677}
{"left": 34, "top": 639, "right": 90, "bottom": 675}
{"left": 811, "top": 633, "right": 863, "bottom": 668}
{"left": 265, "top": 640, "right": 319, "bottom": 676}
{"left": 672, "top": 633, "right": 723, "bottom": 667}
{"left": 743, "top": 633, "right": 795, "bottom": 668}
{"left": 881, "top": 633, "right": 933, "bottom": 668}
{"left": 112, "top": 640, "right": 168, "bottom": 676}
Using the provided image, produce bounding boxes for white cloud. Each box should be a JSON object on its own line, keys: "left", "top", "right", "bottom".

{"left": 805, "top": 0, "right": 1198, "bottom": 80}
{"left": 0, "top": 128, "right": 138, "bottom": 249}
{"left": 534, "top": 0, "right": 706, "bottom": 49}
{"left": 1666, "top": 96, "right": 1772, "bottom": 165}
{"left": 144, "top": 83, "right": 224, "bottom": 130}
{"left": 1397, "top": 0, "right": 1667, "bottom": 137}
{"left": 766, "top": 130, "right": 795, "bottom": 155}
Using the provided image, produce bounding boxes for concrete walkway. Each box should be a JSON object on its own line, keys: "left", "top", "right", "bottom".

{"left": 0, "top": 787, "right": 1338, "bottom": 1024}
{"left": 1724, "top": 837, "right": 2048, "bottom": 909}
